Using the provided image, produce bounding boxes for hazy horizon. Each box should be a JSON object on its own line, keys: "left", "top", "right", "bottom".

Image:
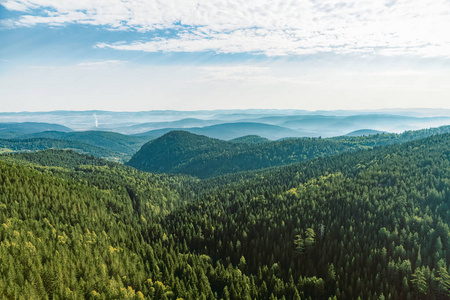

{"left": 2, "top": 107, "right": 450, "bottom": 114}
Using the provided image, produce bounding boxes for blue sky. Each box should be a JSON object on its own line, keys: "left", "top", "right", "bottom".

{"left": 1, "top": 0, "right": 450, "bottom": 112}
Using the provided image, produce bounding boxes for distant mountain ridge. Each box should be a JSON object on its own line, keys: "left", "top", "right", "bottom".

{"left": 1, "top": 111, "right": 449, "bottom": 164}
{"left": 135, "top": 122, "right": 301, "bottom": 140}
{"left": 0, "top": 138, "right": 126, "bottom": 161}
{"left": 345, "top": 129, "right": 387, "bottom": 136}
{"left": 23, "top": 131, "right": 146, "bottom": 156}
{"left": 128, "top": 125, "right": 450, "bottom": 178}
{"left": 0, "top": 129, "right": 147, "bottom": 162}
{"left": 118, "top": 118, "right": 224, "bottom": 134}
{"left": 0, "top": 122, "right": 72, "bottom": 138}
{"left": 3, "top": 109, "right": 449, "bottom": 136}
{"left": 1, "top": 110, "right": 450, "bottom": 139}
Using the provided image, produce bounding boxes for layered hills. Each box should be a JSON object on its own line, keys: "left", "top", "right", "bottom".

{"left": 23, "top": 130, "right": 146, "bottom": 156}
{"left": 3, "top": 109, "right": 449, "bottom": 138}
{"left": 345, "top": 129, "right": 387, "bottom": 136}
{"left": 134, "top": 122, "right": 301, "bottom": 141}
{"left": 128, "top": 125, "right": 450, "bottom": 178}
{"left": 0, "top": 127, "right": 147, "bottom": 162}
{"left": 1, "top": 132, "right": 450, "bottom": 298}
{"left": 0, "top": 122, "right": 72, "bottom": 138}
{"left": 0, "top": 138, "right": 126, "bottom": 161}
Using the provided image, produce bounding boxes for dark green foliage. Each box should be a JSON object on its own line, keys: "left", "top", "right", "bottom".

{"left": 128, "top": 130, "right": 358, "bottom": 178}
{"left": 1, "top": 132, "right": 450, "bottom": 299}
{"left": 345, "top": 129, "right": 387, "bottom": 136}
{"left": 161, "top": 133, "right": 450, "bottom": 299}
{"left": 229, "top": 135, "right": 270, "bottom": 144}
{"left": 128, "top": 125, "right": 450, "bottom": 178}
{"left": 128, "top": 130, "right": 236, "bottom": 175}
{"left": 1, "top": 128, "right": 149, "bottom": 162}
{"left": 23, "top": 130, "right": 147, "bottom": 157}
{"left": 0, "top": 122, "right": 72, "bottom": 138}
{"left": 0, "top": 138, "right": 127, "bottom": 161}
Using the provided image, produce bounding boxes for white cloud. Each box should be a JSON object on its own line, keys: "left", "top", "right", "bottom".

{"left": 77, "top": 60, "right": 127, "bottom": 68}
{"left": 2, "top": 0, "right": 450, "bottom": 57}
{"left": 366, "top": 70, "right": 426, "bottom": 77}
{"left": 25, "top": 60, "right": 126, "bottom": 69}
{"left": 195, "top": 65, "right": 316, "bottom": 84}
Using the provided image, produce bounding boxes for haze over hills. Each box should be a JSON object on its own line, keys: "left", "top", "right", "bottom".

{"left": 345, "top": 129, "right": 387, "bottom": 136}
{"left": 135, "top": 122, "right": 302, "bottom": 141}
{"left": 0, "top": 138, "right": 126, "bottom": 161}
{"left": 0, "top": 122, "right": 72, "bottom": 139}
{"left": 118, "top": 118, "right": 224, "bottom": 134}
{"left": 0, "top": 129, "right": 147, "bottom": 161}
{"left": 23, "top": 131, "right": 147, "bottom": 157}
{"left": 1, "top": 109, "right": 450, "bottom": 139}
{"left": 0, "top": 109, "right": 449, "bottom": 167}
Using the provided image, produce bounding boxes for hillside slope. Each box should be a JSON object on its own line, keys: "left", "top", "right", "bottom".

{"left": 128, "top": 125, "right": 450, "bottom": 178}
{"left": 345, "top": 129, "right": 387, "bottom": 136}
{"left": 229, "top": 135, "right": 270, "bottom": 144}
{"left": 128, "top": 130, "right": 232, "bottom": 173}
{"left": 24, "top": 130, "right": 147, "bottom": 157}
{"left": 0, "top": 151, "right": 186, "bottom": 298}
{"left": 0, "top": 138, "right": 126, "bottom": 161}
{"left": 128, "top": 130, "right": 354, "bottom": 178}
{"left": 163, "top": 133, "right": 450, "bottom": 299}
{"left": 0, "top": 122, "right": 72, "bottom": 138}
{"left": 2, "top": 134, "right": 450, "bottom": 299}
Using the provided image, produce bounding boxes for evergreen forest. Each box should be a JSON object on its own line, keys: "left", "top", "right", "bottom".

{"left": 1, "top": 130, "right": 450, "bottom": 299}
{"left": 128, "top": 125, "right": 450, "bottom": 178}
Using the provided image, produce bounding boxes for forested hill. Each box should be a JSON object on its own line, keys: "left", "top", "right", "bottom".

{"left": 162, "top": 133, "right": 450, "bottom": 299}
{"left": 127, "top": 130, "right": 233, "bottom": 173}
{"left": 23, "top": 130, "right": 147, "bottom": 157}
{"left": 1, "top": 133, "right": 450, "bottom": 299}
{"left": 344, "top": 129, "right": 386, "bottom": 136}
{"left": 0, "top": 129, "right": 147, "bottom": 162}
{"left": 0, "top": 138, "right": 127, "bottom": 161}
{"left": 229, "top": 135, "right": 270, "bottom": 144}
{"left": 128, "top": 125, "right": 450, "bottom": 178}
{"left": 0, "top": 150, "right": 195, "bottom": 299}
{"left": 0, "top": 122, "right": 72, "bottom": 139}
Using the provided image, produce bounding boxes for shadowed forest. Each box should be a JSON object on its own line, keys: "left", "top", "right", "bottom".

{"left": 1, "top": 123, "right": 450, "bottom": 299}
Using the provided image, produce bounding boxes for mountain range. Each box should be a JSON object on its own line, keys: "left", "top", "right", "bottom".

{"left": 127, "top": 125, "right": 450, "bottom": 178}
{"left": 0, "top": 109, "right": 449, "bottom": 168}
{"left": 2, "top": 109, "right": 450, "bottom": 138}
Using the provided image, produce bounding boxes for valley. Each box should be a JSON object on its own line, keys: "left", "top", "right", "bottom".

{"left": 1, "top": 110, "right": 450, "bottom": 299}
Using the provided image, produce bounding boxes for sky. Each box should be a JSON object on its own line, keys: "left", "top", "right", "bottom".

{"left": 0, "top": 0, "right": 450, "bottom": 112}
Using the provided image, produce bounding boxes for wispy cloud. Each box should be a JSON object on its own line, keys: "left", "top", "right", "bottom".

{"left": 195, "top": 65, "right": 317, "bottom": 84}
{"left": 196, "top": 65, "right": 268, "bottom": 82}
{"left": 27, "top": 65, "right": 65, "bottom": 69}
{"left": 26, "top": 60, "right": 127, "bottom": 69}
{"left": 366, "top": 70, "right": 426, "bottom": 77}
{"left": 2, "top": 0, "right": 450, "bottom": 57}
{"left": 77, "top": 60, "right": 127, "bottom": 68}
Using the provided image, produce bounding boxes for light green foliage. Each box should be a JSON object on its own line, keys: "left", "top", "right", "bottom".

{"left": 1, "top": 132, "right": 450, "bottom": 299}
